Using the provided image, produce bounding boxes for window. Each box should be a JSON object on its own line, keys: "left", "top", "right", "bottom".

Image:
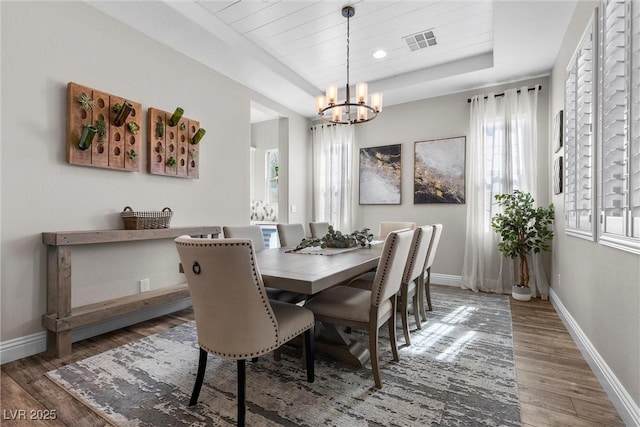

{"left": 265, "top": 149, "right": 279, "bottom": 205}
{"left": 565, "top": 11, "right": 597, "bottom": 239}
{"left": 598, "top": 0, "right": 640, "bottom": 253}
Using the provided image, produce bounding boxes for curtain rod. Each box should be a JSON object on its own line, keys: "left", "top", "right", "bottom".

{"left": 466, "top": 85, "right": 542, "bottom": 103}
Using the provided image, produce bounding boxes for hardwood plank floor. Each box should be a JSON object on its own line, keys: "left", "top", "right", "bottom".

{"left": 510, "top": 297, "right": 624, "bottom": 426}
{"left": 0, "top": 291, "right": 624, "bottom": 426}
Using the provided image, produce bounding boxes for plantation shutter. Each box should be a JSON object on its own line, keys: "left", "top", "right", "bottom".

{"left": 599, "top": 0, "right": 640, "bottom": 253}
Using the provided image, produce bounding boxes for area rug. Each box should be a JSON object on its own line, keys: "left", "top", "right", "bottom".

{"left": 46, "top": 286, "right": 520, "bottom": 426}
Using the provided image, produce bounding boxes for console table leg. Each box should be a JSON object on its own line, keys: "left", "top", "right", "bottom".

{"left": 45, "top": 246, "right": 72, "bottom": 356}
{"left": 46, "top": 330, "right": 72, "bottom": 358}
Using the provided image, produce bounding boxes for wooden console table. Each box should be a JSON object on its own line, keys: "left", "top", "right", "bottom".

{"left": 42, "top": 226, "right": 221, "bottom": 357}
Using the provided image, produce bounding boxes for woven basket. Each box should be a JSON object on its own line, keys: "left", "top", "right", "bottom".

{"left": 121, "top": 206, "right": 173, "bottom": 230}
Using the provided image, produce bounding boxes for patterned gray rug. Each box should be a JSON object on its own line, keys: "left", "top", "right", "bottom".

{"left": 47, "top": 286, "right": 520, "bottom": 426}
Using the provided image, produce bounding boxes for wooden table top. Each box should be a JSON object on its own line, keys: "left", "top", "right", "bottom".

{"left": 256, "top": 244, "right": 383, "bottom": 295}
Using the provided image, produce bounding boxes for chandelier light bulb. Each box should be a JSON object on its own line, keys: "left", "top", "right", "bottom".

{"left": 357, "top": 106, "right": 367, "bottom": 121}
{"left": 315, "top": 95, "right": 326, "bottom": 114}
{"left": 371, "top": 92, "right": 383, "bottom": 112}
{"left": 332, "top": 105, "right": 342, "bottom": 122}
{"left": 356, "top": 82, "right": 368, "bottom": 104}
{"left": 326, "top": 85, "right": 338, "bottom": 105}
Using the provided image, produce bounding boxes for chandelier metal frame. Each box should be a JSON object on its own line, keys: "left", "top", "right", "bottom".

{"left": 316, "top": 6, "right": 382, "bottom": 125}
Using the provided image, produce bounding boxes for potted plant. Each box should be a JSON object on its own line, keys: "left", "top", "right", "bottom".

{"left": 491, "top": 190, "right": 554, "bottom": 301}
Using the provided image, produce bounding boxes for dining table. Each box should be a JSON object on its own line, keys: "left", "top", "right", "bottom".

{"left": 256, "top": 242, "right": 384, "bottom": 367}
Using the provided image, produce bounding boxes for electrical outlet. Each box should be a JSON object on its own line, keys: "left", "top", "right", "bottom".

{"left": 139, "top": 278, "right": 150, "bottom": 292}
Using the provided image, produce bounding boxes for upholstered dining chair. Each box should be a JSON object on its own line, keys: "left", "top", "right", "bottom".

{"left": 277, "top": 223, "right": 306, "bottom": 248}
{"left": 304, "top": 229, "right": 414, "bottom": 389}
{"left": 378, "top": 221, "right": 416, "bottom": 239}
{"left": 223, "top": 225, "right": 303, "bottom": 303}
{"left": 419, "top": 224, "right": 443, "bottom": 319}
{"left": 223, "top": 225, "right": 266, "bottom": 251}
{"left": 398, "top": 225, "right": 434, "bottom": 345}
{"left": 309, "top": 221, "right": 331, "bottom": 238}
{"left": 346, "top": 226, "right": 433, "bottom": 346}
{"left": 175, "top": 236, "right": 315, "bottom": 427}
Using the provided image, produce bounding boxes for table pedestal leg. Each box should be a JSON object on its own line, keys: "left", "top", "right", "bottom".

{"left": 315, "top": 323, "right": 370, "bottom": 367}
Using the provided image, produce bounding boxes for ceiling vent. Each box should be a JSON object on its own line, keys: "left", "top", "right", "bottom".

{"left": 403, "top": 30, "right": 437, "bottom": 52}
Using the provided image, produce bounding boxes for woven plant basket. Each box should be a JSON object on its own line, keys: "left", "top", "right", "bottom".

{"left": 121, "top": 206, "right": 173, "bottom": 230}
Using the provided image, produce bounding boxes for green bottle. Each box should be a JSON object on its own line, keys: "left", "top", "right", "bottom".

{"left": 168, "top": 107, "right": 184, "bottom": 127}
{"left": 78, "top": 125, "right": 97, "bottom": 150}
{"left": 191, "top": 128, "right": 206, "bottom": 144}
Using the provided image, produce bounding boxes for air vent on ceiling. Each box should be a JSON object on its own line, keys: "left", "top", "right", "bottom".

{"left": 403, "top": 30, "right": 437, "bottom": 52}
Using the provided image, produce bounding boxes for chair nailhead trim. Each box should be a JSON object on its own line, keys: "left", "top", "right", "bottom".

{"left": 402, "top": 228, "right": 421, "bottom": 284}
{"left": 374, "top": 233, "right": 397, "bottom": 306}
{"left": 178, "top": 239, "right": 286, "bottom": 355}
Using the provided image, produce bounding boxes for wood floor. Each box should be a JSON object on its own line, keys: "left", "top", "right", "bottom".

{"left": 1, "top": 290, "right": 624, "bottom": 426}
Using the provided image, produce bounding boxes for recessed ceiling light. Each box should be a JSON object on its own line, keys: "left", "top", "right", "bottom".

{"left": 373, "top": 50, "right": 387, "bottom": 59}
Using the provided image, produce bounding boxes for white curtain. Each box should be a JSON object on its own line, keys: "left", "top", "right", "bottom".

{"left": 311, "top": 124, "right": 354, "bottom": 232}
{"left": 461, "top": 87, "right": 550, "bottom": 298}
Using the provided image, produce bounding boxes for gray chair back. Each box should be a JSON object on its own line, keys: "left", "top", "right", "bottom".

{"left": 309, "top": 222, "right": 330, "bottom": 238}
{"left": 175, "top": 237, "right": 279, "bottom": 358}
{"left": 378, "top": 221, "right": 416, "bottom": 239}
{"left": 223, "top": 225, "right": 266, "bottom": 252}
{"left": 402, "top": 225, "right": 434, "bottom": 285}
{"left": 370, "top": 229, "right": 414, "bottom": 307}
{"left": 425, "top": 224, "right": 443, "bottom": 270}
{"left": 277, "top": 223, "right": 306, "bottom": 248}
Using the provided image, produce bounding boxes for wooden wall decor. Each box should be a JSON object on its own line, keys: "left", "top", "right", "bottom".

{"left": 148, "top": 107, "right": 200, "bottom": 178}
{"left": 67, "top": 82, "right": 142, "bottom": 172}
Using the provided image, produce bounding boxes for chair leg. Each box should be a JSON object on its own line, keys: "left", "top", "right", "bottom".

{"left": 388, "top": 296, "right": 400, "bottom": 362}
{"left": 412, "top": 292, "right": 422, "bottom": 329}
{"left": 304, "top": 326, "right": 315, "bottom": 383}
{"left": 419, "top": 272, "right": 428, "bottom": 322}
{"left": 399, "top": 285, "right": 411, "bottom": 346}
{"left": 369, "top": 322, "right": 382, "bottom": 389}
{"left": 425, "top": 268, "right": 433, "bottom": 311}
{"left": 237, "top": 360, "right": 246, "bottom": 427}
{"left": 189, "top": 347, "right": 208, "bottom": 406}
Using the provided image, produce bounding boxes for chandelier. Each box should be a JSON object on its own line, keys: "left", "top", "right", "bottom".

{"left": 315, "top": 6, "right": 382, "bottom": 125}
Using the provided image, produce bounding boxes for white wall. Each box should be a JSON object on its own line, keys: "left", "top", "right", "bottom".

{"left": 251, "top": 120, "right": 279, "bottom": 206}
{"left": 0, "top": 2, "right": 310, "bottom": 349}
{"left": 549, "top": 0, "right": 640, "bottom": 417}
{"left": 285, "top": 115, "right": 313, "bottom": 227}
{"left": 353, "top": 76, "right": 550, "bottom": 278}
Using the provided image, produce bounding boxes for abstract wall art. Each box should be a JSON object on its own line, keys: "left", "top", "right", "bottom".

{"left": 359, "top": 144, "right": 402, "bottom": 205}
{"left": 414, "top": 136, "right": 465, "bottom": 204}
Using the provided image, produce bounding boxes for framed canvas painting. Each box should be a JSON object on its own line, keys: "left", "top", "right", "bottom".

{"left": 359, "top": 144, "right": 402, "bottom": 205}
{"left": 553, "top": 110, "right": 564, "bottom": 153}
{"left": 553, "top": 156, "right": 563, "bottom": 194}
{"left": 414, "top": 136, "right": 465, "bottom": 204}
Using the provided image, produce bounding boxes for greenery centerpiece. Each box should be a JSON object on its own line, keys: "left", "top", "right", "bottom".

{"left": 491, "top": 190, "right": 554, "bottom": 300}
{"left": 291, "top": 226, "right": 374, "bottom": 251}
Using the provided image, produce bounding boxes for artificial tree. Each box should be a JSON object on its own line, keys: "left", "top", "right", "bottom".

{"left": 491, "top": 190, "right": 555, "bottom": 289}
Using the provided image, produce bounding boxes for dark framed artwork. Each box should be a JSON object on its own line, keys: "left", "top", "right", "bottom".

{"left": 359, "top": 144, "right": 402, "bottom": 205}
{"left": 553, "top": 110, "right": 564, "bottom": 153}
{"left": 414, "top": 136, "right": 465, "bottom": 204}
{"left": 553, "top": 156, "right": 563, "bottom": 194}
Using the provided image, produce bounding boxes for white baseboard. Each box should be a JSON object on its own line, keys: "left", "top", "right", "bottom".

{"left": 0, "top": 331, "right": 48, "bottom": 365}
{"left": 0, "top": 298, "right": 192, "bottom": 365}
{"left": 549, "top": 288, "right": 640, "bottom": 427}
{"left": 430, "top": 273, "right": 462, "bottom": 287}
